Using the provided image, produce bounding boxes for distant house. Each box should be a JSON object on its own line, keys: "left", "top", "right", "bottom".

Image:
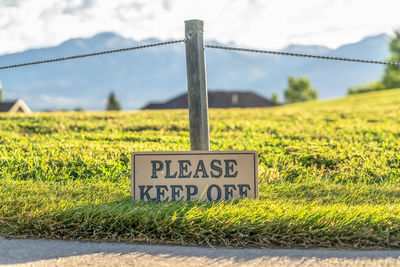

{"left": 142, "top": 91, "right": 278, "bottom": 110}
{"left": 0, "top": 99, "right": 32, "bottom": 114}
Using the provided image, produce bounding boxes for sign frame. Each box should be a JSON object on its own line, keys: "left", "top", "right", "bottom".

{"left": 131, "top": 150, "right": 258, "bottom": 201}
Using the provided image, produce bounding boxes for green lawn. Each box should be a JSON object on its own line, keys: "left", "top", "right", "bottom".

{"left": 1, "top": 89, "right": 400, "bottom": 248}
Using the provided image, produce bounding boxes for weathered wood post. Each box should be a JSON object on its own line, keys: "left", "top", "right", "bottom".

{"left": 185, "top": 19, "right": 210, "bottom": 151}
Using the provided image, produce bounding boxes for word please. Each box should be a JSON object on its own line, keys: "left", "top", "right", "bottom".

{"left": 139, "top": 184, "right": 251, "bottom": 201}
{"left": 150, "top": 159, "right": 238, "bottom": 178}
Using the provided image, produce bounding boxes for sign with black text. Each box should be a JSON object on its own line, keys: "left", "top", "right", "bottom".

{"left": 131, "top": 151, "right": 258, "bottom": 201}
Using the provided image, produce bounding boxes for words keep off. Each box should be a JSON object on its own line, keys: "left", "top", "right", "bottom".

{"left": 131, "top": 151, "right": 258, "bottom": 202}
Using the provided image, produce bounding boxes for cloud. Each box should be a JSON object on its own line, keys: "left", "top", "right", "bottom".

{"left": 0, "top": 0, "right": 399, "bottom": 55}
{"left": 0, "top": 0, "right": 20, "bottom": 7}
{"left": 36, "top": 94, "right": 78, "bottom": 105}
{"left": 13, "top": 93, "right": 89, "bottom": 110}
{"left": 115, "top": 2, "right": 153, "bottom": 22}
{"left": 162, "top": 0, "right": 172, "bottom": 11}
{"left": 63, "top": 0, "right": 94, "bottom": 14}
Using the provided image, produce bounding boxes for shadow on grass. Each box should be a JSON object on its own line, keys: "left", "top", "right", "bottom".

{"left": 2, "top": 195, "right": 400, "bottom": 264}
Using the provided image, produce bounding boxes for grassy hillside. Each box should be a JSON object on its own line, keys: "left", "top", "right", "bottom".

{"left": 1, "top": 89, "right": 400, "bottom": 248}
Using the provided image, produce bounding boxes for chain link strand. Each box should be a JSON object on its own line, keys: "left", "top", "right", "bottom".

{"left": 2, "top": 39, "right": 400, "bottom": 70}
{"left": 205, "top": 44, "right": 400, "bottom": 66}
{"left": 0, "top": 40, "right": 185, "bottom": 70}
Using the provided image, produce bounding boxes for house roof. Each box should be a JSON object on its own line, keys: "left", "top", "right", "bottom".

{"left": 0, "top": 99, "right": 32, "bottom": 114}
{"left": 0, "top": 101, "right": 18, "bottom": 112}
{"left": 142, "top": 91, "right": 278, "bottom": 110}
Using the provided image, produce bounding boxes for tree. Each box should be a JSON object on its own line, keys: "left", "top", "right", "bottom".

{"left": 382, "top": 30, "right": 400, "bottom": 89}
{"left": 271, "top": 92, "right": 279, "bottom": 104}
{"left": 106, "top": 91, "right": 121, "bottom": 111}
{"left": 347, "top": 30, "right": 400, "bottom": 95}
{"left": 284, "top": 76, "right": 318, "bottom": 103}
{"left": 0, "top": 81, "right": 2, "bottom": 102}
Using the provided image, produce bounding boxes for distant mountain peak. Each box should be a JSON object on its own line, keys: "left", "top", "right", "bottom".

{"left": 92, "top": 32, "right": 122, "bottom": 39}
{"left": 283, "top": 44, "right": 332, "bottom": 55}
{"left": 360, "top": 33, "right": 389, "bottom": 42}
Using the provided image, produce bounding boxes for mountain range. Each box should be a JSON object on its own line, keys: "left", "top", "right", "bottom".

{"left": 0, "top": 32, "right": 390, "bottom": 111}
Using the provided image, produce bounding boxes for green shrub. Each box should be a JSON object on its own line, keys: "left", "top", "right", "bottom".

{"left": 348, "top": 81, "right": 385, "bottom": 95}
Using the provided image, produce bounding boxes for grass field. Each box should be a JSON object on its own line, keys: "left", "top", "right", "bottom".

{"left": 1, "top": 89, "right": 400, "bottom": 248}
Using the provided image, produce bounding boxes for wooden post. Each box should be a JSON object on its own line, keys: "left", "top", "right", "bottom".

{"left": 185, "top": 19, "right": 210, "bottom": 151}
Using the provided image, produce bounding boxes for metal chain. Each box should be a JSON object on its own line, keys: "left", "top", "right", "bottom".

{"left": 0, "top": 40, "right": 185, "bottom": 70}
{"left": 2, "top": 39, "right": 399, "bottom": 70}
{"left": 205, "top": 44, "right": 400, "bottom": 66}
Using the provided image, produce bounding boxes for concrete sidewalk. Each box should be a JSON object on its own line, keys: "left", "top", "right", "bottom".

{"left": 1, "top": 238, "right": 400, "bottom": 266}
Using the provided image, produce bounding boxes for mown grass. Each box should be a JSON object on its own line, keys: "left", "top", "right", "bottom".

{"left": 1, "top": 89, "right": 400, "bottom": 248}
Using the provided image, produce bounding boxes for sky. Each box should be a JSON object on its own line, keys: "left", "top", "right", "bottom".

{"left": 1, "top": 0, "right": 400, "bottom": 55}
